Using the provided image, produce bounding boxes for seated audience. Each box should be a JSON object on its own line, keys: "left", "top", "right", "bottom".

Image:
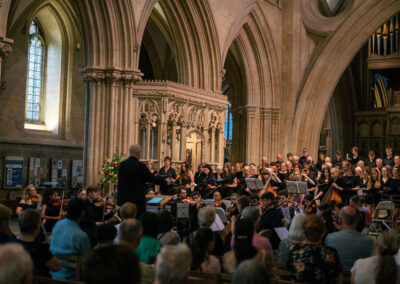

{"left": 223, "top": 219, "right": 270, "bottom": 273}
{"left": 0, "top": 204, "right": 13, "bottom": 244}
{"left": 197, "top": 206, "right": 225, "bottom": 256}
{"left": 158, "top": 210, "right": 181, "bottom": 245}
{"left": 50, "top": 198, "right": 91, "bottom": 280}
{"left": 324, "top": 206, "right": 374, "bottom": 270}
{"left": 136, "top": 212, "right": 162, "bottom": 264}
{"left": 154, "top": 244, "right": 192, "bottom": 284}
{"left": 351, "top": 229, "right": 400, "bottom": 284}
{"left": 114, "top": 201, "right": 137, "bottom": 244}
{"left": 118, "top": 218, "right": 154, "bottom": 284}
{"left": 0, "top": 243, "right": 33, "bottom": 284}
{"left": 231, "top": 206, "right": 273, "bottom": 256}
{"left": 278, "top": 213, "right": 307, "bottom": 263}
{"left": 13, "top": 209, "right": 61, "bottom": 277}
{"left": 94, "top": 224, "right": 117, "bottom": 249}
{"left": 191, "top": 228, "right": 221, "bottom": 273}
{"left": 287, "top": 214, "right": 342, "bottom": 284}
{"left": 233, "top": 260, "right": 271, "bottom": 284}
{"left": 84, "top": 245, "right": 140, "bottom": 284}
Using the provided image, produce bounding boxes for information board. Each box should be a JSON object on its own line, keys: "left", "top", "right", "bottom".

{"left": 4, "top": 156, "right": 24, "bottom": 188}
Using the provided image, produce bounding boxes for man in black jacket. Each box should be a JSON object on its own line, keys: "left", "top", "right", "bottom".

{"left": 117, "top": 144, "right": 169, "bottom": 217}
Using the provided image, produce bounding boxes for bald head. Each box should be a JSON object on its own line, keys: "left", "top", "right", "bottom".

{"left": 339, "top": 206, "right": 358, "bottom": 227}
{"left": 129, "top": 144, "right": 142, "bottom": 159}
{"left": 119, "top": 218, "right": 142, "bottom": 244}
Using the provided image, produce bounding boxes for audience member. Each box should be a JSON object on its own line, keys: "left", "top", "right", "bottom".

{"left": 50, "top": 198, "right": 91, "bottom": 280}
{"left": 231, "top": 206, "right": 273, "bottom": 256}
{"left": 325, "top": 206, "right": 374, "bottom": 270}
{"left": 351, "top": 229, "right": 400, "bottom": 284}
{"left": 14, "top": 209, "right": 61, "bottom": 277}
{"left": 0, "top": 243, "right": 33, "bottom": 284}
{"left": 197, "top": 206, "right": 225, "bottom": 256}
{"left": 233, "top": 260, "right": 270, "bottom": 284}
{"left": 154, "top": 244, "right": 192, "bottom": 284}
{"left": 84, "top": 245, "right": 140, "bottom": 284}
{"left": 158, "top": 210, "right": 181, "bottom": 245}
{"left": 191, "top": 228, "right": 220, "bottom": 273}
{"left": 287, "top": 214, "right": 342, "bottom": 284}
{"left": 278, "top": 213, "right": 307, "bottom": 263}
{"left": 114, "top": 201, "right": 137, "bottom": 244}
{"left": 136, "top": 212, "right": 162, "bottom": 264}
{"left": 223, "top": 219, "right": 270, "bottom": 273}
{"left": 94, "top": 224, "right": 117, "bottom": 248}
{"left": 0, "top": 204, "right": 13, "bottom": 244}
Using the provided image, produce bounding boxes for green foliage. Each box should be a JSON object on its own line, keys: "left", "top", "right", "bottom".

{"left": 98, "top": 148, "right": 125, "bottom": 186}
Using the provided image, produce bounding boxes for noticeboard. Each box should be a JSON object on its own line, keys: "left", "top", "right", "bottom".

{"left": 4, "top": 156, "right": 24, "bottom": 189}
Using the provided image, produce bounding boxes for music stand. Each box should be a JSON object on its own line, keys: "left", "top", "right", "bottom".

{"left": 245, "top": 178, "right": 264, "bottom": 193}
{"left": 286, "top": 181, "right": 308, "bottom": 195}
{"left": 176, "top": 203, "right": 190, "bottom": 219}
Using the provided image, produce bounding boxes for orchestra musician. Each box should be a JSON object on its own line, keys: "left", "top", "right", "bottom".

{"left": 220, "top": 162, "right": 238, "bottom": 198}
{"left": 314, "top": 167, "right": 333, "bottom": 205}
{"left": 77, "top": 188, "right": 87, "bottom": 200}
{"left": 227, "top": 193, "right": 239, "bottom": 220}
{"left": 16, "top": 184, "right": 41, "bottom": 215}
{"left": 40, "top": 189, "right": 64, "bottom": 233}
{"left": 212, "top": 191, "right": 226, "bottom": 211}
{"left": 260, "top": 169, "right": 282, "bottom": 197}
{"left": 258, "top": 192, "right": 283, "bottom": 249}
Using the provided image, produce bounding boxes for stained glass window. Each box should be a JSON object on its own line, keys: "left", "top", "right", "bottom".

{"left": 25, "top": 21, "right": 44, "bottom": 122}
{"left": 224, "top": 103, "right": 233, "bottom": 140}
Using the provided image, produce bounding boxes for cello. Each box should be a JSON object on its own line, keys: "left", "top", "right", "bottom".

{"left": 258, "top": 169, "right": 278, "bottom": 197}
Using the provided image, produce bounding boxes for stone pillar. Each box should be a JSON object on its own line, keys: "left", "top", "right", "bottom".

{"left": 0, "top": 39, "right": 13, "bottom": 83}
{"left": 210, "top": 127, "right": 216, "bottom": 163}
{"left": 245, "top": 105, "right": 259, "bottom": 163}
{"left": 171, "top": 122, "right": 178, "bottom": 161}
{"left": 218, "top": 128, "right": 225, "bottom": 165}
{"left": 180, "top": 123, "right": 187, "bottom": 162}
{"left": 81, "top": 67, "right": 142, "bottom": 185}
{"left": 145, "top": 122, "right": 151, "bottom": 160}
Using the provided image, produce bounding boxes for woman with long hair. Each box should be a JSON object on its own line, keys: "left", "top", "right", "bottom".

{"left": 391, "top": 167, "right": 400, "bottom": 229}
{"left": 221, "top": 162, "right": 238, "bottom": 198}
{"left": 16, "top": 185, "right": 41, "bottom": 215}
{"left": 315, "top": 167, "right": 333, "bottom": 204}
{"left": 366, "top": 168, "right": 382, "bottom": 216}
{"left": 40, "top": 189, "right": 63, "bottom": 233}
{"left": 351, "top": 229, "right": 400, "bottom": 284}
{"left": 223, "top": 219, "right": 269, "bottom": 273}
{"left": 178, "top": 162, "right": 195, "bottom": 192}
{"left": 191, "top": 228, "right": 221, "bottom": 273}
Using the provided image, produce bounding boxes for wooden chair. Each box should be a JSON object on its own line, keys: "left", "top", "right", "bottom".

{"left": 187, "top": 271, "right": 218, "bottom": 284}
{"left": 54, "top": 255, "right": 83, "bottom": 281}
{"left": 219, "top": 273, "right": 232, "bottom": 283}
{"left": 35, "top": 276, "right": 83, "bottom": 284}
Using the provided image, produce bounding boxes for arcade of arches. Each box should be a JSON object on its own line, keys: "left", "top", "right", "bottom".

{"left": 0, "top": 0, "right": 399, "bottom": 189}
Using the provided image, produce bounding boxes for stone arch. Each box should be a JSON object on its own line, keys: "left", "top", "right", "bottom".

{"left": 136, "top": 0, "right": 222, "bottom": 91}
{"left": 291, "top": 0, "right": 400, "bottom": 156}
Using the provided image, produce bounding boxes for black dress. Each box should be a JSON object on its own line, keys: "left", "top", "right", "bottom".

{"left": 341, "top": 175, "right": 358, "bottom": 204}
{"left": 318, "top": 181, "right": 333, "bottom": 202}
{"left": 43, "top": 203, "right": 60, "bottom": 233}
{"left": 390, "top": 178, "right": 400, "bottom": 207}
{"left": 158, "top": 167, "right": 177, "bottom": 195}
{"left": 221, "top": 174, "right": 236, "bottom": 198}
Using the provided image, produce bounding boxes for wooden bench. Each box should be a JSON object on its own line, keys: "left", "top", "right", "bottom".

{"left": 54, "top": 255, "right": 84, "bottom": 281}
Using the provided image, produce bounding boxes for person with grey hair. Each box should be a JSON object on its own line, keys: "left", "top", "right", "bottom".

{"left": 325, "top": 206, "right": 374, "bottom": 270}
{"left": 233, "top": 259, "right": 270, "bottom": 284}
{"left": 231, "top": 206, "right": 272, "bottom": 256}
{"left": 13, "top": 209, "right": 61, "bottom": 277}
{"left": 118, "top": 218, "right": 154, "bottom": 284}
{"left": 117, "top": 144, "right": 170, "bottom": 217}
{"left": 197, "top": 206, "right": 224, "bottom": 256}
{"left": 278, "top": 213, "right": 307, "bottom": 263}
{"left": 154, "top": 244, "right": 192, "bottom": 284}
{"left": 0, "top": 243, "right": 33, "bottom": 284}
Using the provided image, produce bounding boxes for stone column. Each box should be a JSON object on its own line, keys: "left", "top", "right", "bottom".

{"left": 245, "top": 105, "right": 259, "bottom": 163}
{"left": 218, "top": 127, "right": 225, "bottom": 165}
{"left": 0, "top": 39, "right": 13, "bottom": 83}
{"left": 180, "top": 123, "right": 187, "bottom": 162}
{"left": 145, "top": 122, "right": 151, "bottom": 160}
{"left": 171, "top": 122, "right": 178, "bottom": 161}
{"left": 210, "top": 127, "right": 216, "bottom": 163}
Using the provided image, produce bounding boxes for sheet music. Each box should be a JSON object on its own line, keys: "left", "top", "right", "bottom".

{"left": 210, "top": 214, "right": 225, "bottom": 231}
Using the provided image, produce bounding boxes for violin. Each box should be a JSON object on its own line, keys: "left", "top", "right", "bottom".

{"left": 93, "top": 195, "right": 117, "bottom": 209}
{"left": 213, "top": 200, "right": 223, "bottom": 207}
{"left": 183, "top": 196, "right": 194, "bottom": 204}
{"left": 51, "top": 198, "right": 69, "bottom": 207}
{"left": 31, "top": 194, "right": 41, "bottom": 203}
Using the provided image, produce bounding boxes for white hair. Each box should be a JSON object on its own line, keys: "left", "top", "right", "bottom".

{"left": 288, "top": 213, "right": 307, "bottom": 241}
{"left": 129, "top": 144, "right": 142, "bottom": 157}
{"left": 0, "top": 243, "right": 33, "bottom": 284}
{"left": 198, "top": 206, "right": 216, "bottom": 228}
{"left": 155, "top": 244, "right": 192, "bottom": 284}
{"left": 119, "top": 218, "right": 142, "bottom": 243}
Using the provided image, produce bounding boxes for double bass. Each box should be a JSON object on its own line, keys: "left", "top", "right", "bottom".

{"left": 321, "top": 178, "right": 342, "bottom": 204}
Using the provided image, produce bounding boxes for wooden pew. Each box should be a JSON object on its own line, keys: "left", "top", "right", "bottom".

{"left": 54, "top": 255, "right": 84, "bottom": 281}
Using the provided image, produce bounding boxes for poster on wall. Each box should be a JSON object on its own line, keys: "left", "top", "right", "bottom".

{"left": 28, "top": 157, "right": 47, "bottom": 186}
{"left": 4, "top": 156, "right": 24, "bottom": 189}
{"left": 51, "top": 159, "right": 67, "bottom": 188}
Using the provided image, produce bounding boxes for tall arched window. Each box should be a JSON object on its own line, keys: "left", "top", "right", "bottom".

{"left": 26, "top": 20, "right": 44, "bottom": 122}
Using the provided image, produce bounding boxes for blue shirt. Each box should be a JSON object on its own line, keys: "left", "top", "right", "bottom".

{"left": 50, "top": 218, "right": 90, "bottom": 280}
{"left": 324, "top": 229, "right": 374, "bottom": 270}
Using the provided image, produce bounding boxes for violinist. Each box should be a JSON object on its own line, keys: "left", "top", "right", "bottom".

{"left": 78, "top": 189, "right": 87, "bottom": 200}
{"left": 187, "top": 191, "right": 205, "bottom": 231}
{"left": 213, "top": 191, "right": 226, "bottom": 210}
{"left": 314, "top": 167, "right": 333, "bottom": 204}
{"left": 175, "top": 187, "right": 188, "bottom": 203}
{"left": 221, "top": 162, "right": 238, "bottom": 198}
{"left": 227, "top": 193, "right": 239, "bottom": 220}
{"left": 40, "top": 189, "right": 63, "bottom": 233}
{"left": 178, "top": 162, "right": 195, "bottom": 192}
{"left": 258, "top": 192, "right": 283, "bottom": 249}
{"left": 278, "top": 190, "right": 292, "bottom": 222}
{"left": 16, "top": 185, "right": 41, "bottom": 215}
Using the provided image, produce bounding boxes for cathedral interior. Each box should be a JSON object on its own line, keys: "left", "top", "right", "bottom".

{"left": 0, "top": 0, "right": 399, "bottom": 194}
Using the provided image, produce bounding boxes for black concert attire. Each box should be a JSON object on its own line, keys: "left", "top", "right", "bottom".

{"left": 341, "top": 175, "right": 358, "bottom": 204}
{"left": 299, "top": 156, "right": 308, "bottom": 166}
{"left": 221, "top": 173, "right": 236, "bottom": 198}
{"left": 145, "top": 170, "right": 159, "bottom": 192}
{"left": 318, "top": 180, "right": 333, "bottom": 202}
{"left": 381, "top": 177, "right": 393, "bottom": 200}
{"left": 260, "top": 206, "right": 283, "bottom": 249}
{"left": 18, "top": 202, "right": 38, "bottom": 212}
{"left": 390, "top": 178, "right": 400, "bottom": 208}
{"left": 117, "top": 156, "right": 167, "bottom": 217}
{"left": 316, "top": 159, "right": 325, "bottom": 172}
{"left": 333, "top": 158, "right": 343, "bottom": 168}
{"left": 365, "top": 182, "right": 381, "bottom": 206}
{"left": 158, "top": 167, "right": 177, "bottom": 195}
{"left": 365, "top": 158, "right": 376, "bottom": 169}
{"left": 235, "top": 171, "right": 245, "bottom": 195}
{"left": 383, "top": 157, "right": 395, "bottom": 168}
{"left": 198, "top": 174, "right": 216, "bottom": 198}
{"left": 43, "top": 203, "right": 60, "bottom": 233}
{"left": 349, "top": 155, "right": 361, "bottom": 165}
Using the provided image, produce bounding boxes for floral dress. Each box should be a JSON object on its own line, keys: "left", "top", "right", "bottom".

{"left": 287, "top": 243, "right": 342, "bottom": 284}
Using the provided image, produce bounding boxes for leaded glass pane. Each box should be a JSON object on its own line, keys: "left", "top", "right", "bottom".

{"left": 25, "top": 31, "right": 43, "bottom": 122}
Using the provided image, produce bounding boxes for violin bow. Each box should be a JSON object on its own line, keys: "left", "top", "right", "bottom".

{"left": 59, "top": 190, "right": 65, "bottom": 216}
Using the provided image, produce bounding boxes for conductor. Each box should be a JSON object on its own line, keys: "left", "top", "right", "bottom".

{"left": 117, "top": 144, "right": 170, "bottom": 217}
